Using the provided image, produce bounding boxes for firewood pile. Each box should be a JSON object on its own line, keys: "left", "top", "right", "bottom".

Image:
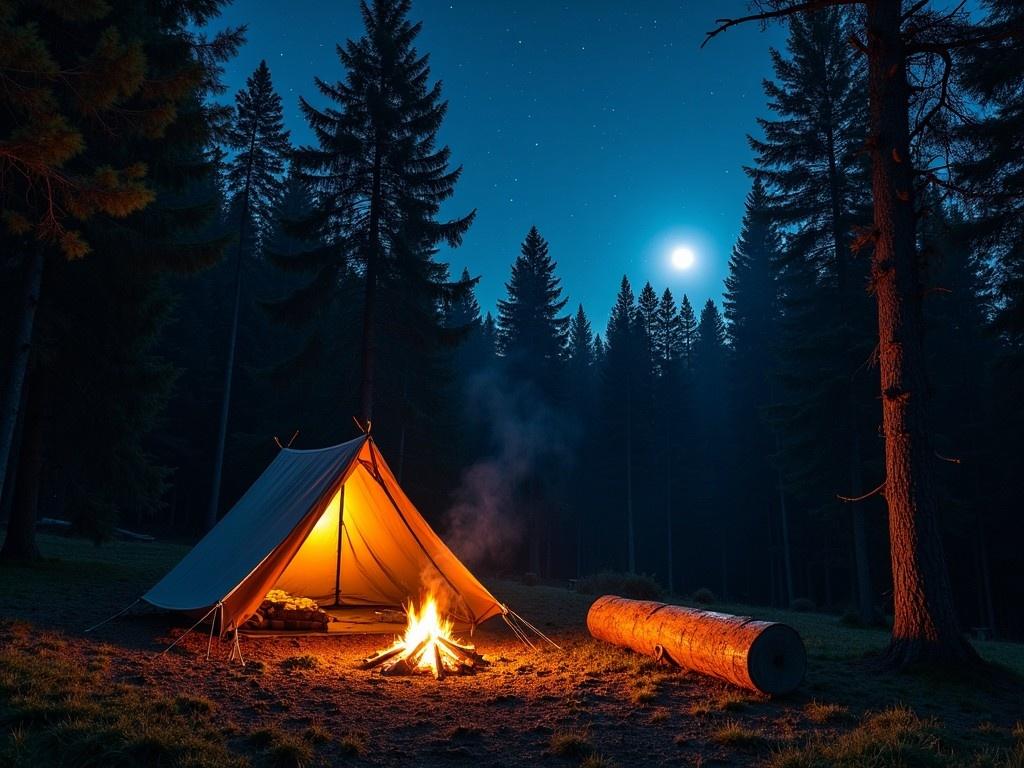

{"left": 242, "top": 589, "right": 334, "bottom": 632}
{"left": 358, "top": 634, "right": 487, "bottom": 679}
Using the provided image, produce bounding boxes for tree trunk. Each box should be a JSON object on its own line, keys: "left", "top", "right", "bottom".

{"left": 665, "top": 464, "right": 674, "bottom": 594}
{"left": 207, "top": 116, "right": 260, "bottom": 531}
{"left": 625, "top": 387, "right": 635, "bottom": 574}
{"left": 865, "top": 0, "right": 978, "bottom": 668}
{"left": 0, "top": 365, "right": 43, "bottom": 562}
{"left": 206, "top": 228, "right": 247, "bottom": 531}
{"left": 0, "top": 245, "right": 43, "bottom": 511}
{"left": 359, "top": 136, "right": 384, "bottom": 426}
{"left": 587, "top": 595, "right": 806, "bottom": 695}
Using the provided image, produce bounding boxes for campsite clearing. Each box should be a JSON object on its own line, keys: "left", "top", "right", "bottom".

{"left": 2, "top": 534, "right": 1023, "bottom": 767}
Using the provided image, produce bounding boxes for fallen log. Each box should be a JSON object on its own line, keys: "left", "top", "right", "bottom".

{"left": 587, "top": 595, "right": 806, "bottom": 696}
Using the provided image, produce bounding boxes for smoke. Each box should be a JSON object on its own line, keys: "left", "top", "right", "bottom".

{"left": 442, "top": 369, "right": 573, "bottom": 570}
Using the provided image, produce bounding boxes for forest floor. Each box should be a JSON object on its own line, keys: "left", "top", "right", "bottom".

{"left": 1, "top": 534, "right": 1023, "bottom": 767}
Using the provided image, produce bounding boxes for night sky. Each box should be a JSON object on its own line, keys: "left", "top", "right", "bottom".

{"left": 207, "top": 1, "right": 788, "bottom": 326}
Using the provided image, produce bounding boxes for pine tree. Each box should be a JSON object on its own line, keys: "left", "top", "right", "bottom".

{"left": 602, "top": 277, "right": 640, "bottom": 573}
{"left": 0, "top": 0, "right": 240, "bottom": 559}
{"left": 284, "top": 0, "right": 474, "bottom": 425}
{"left": 567, "top": 304, "right": 596, "bottom": 577}
{"left": 497, "top": 226, "right": 570, "bottom": 397}
{"left": 692, "top": 299, "right": 730, "bottom": 594}
{"left": 636, "top": 282, "right": 659, "bottom": 375}
{"left": 954, "top": 0, "right": 1024, "bottom": 638}
{"left": 956, "top": 0, "right": 1024, "bottom": 358}
{"left": 751, "top": 7, "right": 876, "bottom": 621}
{"left": 567, "top": 304, "right": 595, "bottom": 381}
{"left": 495, "top": 225, "right": 569, "bottom": 573}
{"left": 653, "top": 288, "right": 683, "bottom": 376}
{"left": 679, "top": 295, "right": 698, "bottom": 373}
{"left": 207, "top": 60, "right": 290, "bottom": 530}
{"left": 703, "top": 0, "right": 1003, "bottom": 668}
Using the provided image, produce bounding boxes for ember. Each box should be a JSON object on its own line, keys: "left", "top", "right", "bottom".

{"left": 359, "top": 595, "right": 486, "bottom": 679}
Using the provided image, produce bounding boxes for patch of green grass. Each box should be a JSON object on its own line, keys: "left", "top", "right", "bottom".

{"left": 710, "top": 719, "right": 766, "bottom": 748}
{"left": 768, "top": 706, "right": 953, "bottom": 767}
{"left": 264, "top": 735, "right": 313, "bottom": 768}
{"left": 175, "top": 694, "right": 214, "bottom": 717}
{"left": 280, "top": 654, "right": 318, "bottom": 671}
{"left": 580, "top": 753, "right": 617, "bottom": 768}
{"left": 338, "top": 732, "right": 366, "bottom": 756}
{"left": 631, "top": 678, "right": 659, "bottom": 704}
{"left": 650, "top": 708, "right": 670, "bottom": 723}
{"left": 550, "top": 727, "right": 593, "bottom": 757}
{"left": 804, "top": 700, "right": 850, "bottom": 724}
{"left": 303, "top": 724, "right": 331, "bottom": 744}
{"left": 0, "top": 622, "right": 244, "bottom": 768}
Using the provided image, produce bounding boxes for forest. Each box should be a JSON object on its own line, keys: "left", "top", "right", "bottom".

{"left": 2, "top": 0, "right": 1023, "bottom": 655}
{"left": 5, "top": 2, "right": 1024, "bottom": 767}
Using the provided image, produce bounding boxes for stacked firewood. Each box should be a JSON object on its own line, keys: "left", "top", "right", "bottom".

{"left": 242, "top": 590, "right": 332, "bottom": 631}
{"left": 358, "top": 635, "right": 487, "bottom": 679}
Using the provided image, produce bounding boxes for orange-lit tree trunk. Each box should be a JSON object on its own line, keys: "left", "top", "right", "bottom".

{"left": 864, "top": 0, "right": 977, "bottom": 668}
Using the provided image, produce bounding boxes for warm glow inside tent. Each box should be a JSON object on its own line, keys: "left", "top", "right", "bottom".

{"left": 143, "top": 435, "right": 505, "bottom": 634}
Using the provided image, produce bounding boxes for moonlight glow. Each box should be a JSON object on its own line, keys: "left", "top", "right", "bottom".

{"left": 671, "top": 245, "right": 696, "bottom": 271}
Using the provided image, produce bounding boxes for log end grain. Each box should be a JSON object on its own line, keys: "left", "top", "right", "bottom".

{"left": 746, "top": 622, "right": 806, "bottom": 695}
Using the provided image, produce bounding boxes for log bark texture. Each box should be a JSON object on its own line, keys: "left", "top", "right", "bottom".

{"left": 587, "top": 595, "right": 806, "bottom": 696}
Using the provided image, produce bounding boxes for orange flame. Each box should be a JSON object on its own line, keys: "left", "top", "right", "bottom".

{"left": 399, "top": 594, "right": 456, "bottom": 675}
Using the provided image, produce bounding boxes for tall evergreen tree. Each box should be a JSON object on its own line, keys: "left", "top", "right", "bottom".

{"left": 703, "top": 0, "right": 1015, "bottom": 667}
{"left": 678, "top": 295, "right": 698, "bottom": 373}
{"left": 751, "top": 6, "right": 876, "bottom": 621}
{"left": 692, "top": 299, "right": 729, "bottom": 594}
{"left": 284, "top": 0, "right": 474, "bottom": 427}
{"left": 957, "top": 0, "right": 1024, "bottom": 358}
{"left": 723, "top": 178, "right": 786, "bottom": 604}
{"left": 0, "top": 0, "right": 240, "bottom": 559}
{"left": 207, "top": 60, "right": 290, "bottom": 530}
{"left": 652, "top": 287, "right": 685, "bottom": 591}
{"left": 602, "top": 277, "right": 641, "bottom": 573}
{"left": 495, "top": 225, "right": 569, "bottom": 573}
{"left": 497, "top": 226, "right": 570, "bottom": 396}
{"left": 567, "top": 304, "right": 596, "bottom": 577}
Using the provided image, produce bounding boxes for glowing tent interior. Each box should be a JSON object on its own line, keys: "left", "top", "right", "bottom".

{"left": 143, "top": 435, "right": 506, "bottom": 635}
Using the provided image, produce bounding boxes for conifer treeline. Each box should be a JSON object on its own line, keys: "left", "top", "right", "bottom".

{"left": 2, "top": 1, "right": 1022, "bottom": 642}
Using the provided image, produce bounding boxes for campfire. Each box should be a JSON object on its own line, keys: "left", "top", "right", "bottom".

{"left": 358, "top": 595, "right": 486, "bottom": 679}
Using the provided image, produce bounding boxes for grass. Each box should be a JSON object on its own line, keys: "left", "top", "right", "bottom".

{"left": 0, "top": 621, "right": 245, "bottom": 768}
{"left": 710, "top": 719, "right": 767, "bottom": 748}
{"left": 804, "top": 700, "right": 851, "bottom": 723}
{"left": 550, "top": 727, "right": 593, "bottom": 757}
{"left": 4, "top": 535, "right": 1024, "bottom": 768}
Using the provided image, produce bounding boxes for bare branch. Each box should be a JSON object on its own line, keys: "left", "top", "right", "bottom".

{"left": 838, "top": 480, "right": 886, "bottom": 503}
{"left": 702, "top": 1, "right": 862, "bottom": 49}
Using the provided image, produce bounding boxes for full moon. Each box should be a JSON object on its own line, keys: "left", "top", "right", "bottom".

{"left": 671, "top": 245, "right": 696, "bottom": 271}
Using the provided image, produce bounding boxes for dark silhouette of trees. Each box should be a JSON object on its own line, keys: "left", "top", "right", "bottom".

{"left": 285, "top": 0, "right": 474, "bottom": 427}
{"left": 207, "top": 60, "right": 290, "bottom": 530}
{"left": 703, "top": 0, "right": 1021, "bottom": 668}
{"left": 0, "top": 0, "right": 240, "bottom": 560}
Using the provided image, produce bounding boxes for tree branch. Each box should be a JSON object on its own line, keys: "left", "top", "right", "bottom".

{"left": 702, "top": 1, "right": 862, "bottom": 49}
{"left": 838, "top": 480, "right": 886, "bottom": 503}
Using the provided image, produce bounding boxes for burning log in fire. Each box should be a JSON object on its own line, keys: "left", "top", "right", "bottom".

{"left": 359, "top": 596, "right": 486, "bottom": 679}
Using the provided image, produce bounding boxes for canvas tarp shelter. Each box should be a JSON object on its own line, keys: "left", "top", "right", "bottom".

{"left": 143, "top": 435, "right": 505, "bottom": 634}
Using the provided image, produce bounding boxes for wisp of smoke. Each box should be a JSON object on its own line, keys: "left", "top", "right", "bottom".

{"left": 441, "top": 369, "right": 573, "bottom": 569}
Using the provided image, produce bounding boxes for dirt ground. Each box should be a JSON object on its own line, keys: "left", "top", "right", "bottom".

{"left": 2, "top": 535, "right": 1023, "bottom": 767}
